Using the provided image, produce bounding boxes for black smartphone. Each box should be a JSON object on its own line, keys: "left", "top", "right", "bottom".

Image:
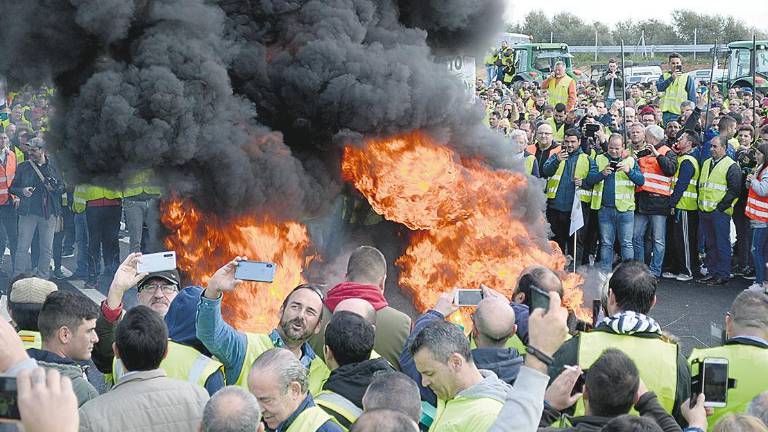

{"left": 585, "top": 123, "right": 600, "bottom": 137}
{"left": 609, "top": 160, "right": 618, "bottom": 170}
{"left": 0, "top": 376, "right": 20, "bottom": 421}
{"left": 572, "top": 370, "right": 586, "bottom": 396}
{"left": 530, "top": 285, "right": 550, "bottom": 312}
{"left": 675, "top": 65, "right": 683, "bottom": 72}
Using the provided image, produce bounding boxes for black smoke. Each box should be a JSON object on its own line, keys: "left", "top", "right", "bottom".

{"left": 0, "top": 0, "right": 510, "bottom": 221}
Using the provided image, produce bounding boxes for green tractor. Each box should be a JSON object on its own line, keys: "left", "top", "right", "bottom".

{"left": 725, "top": 40, "right": 768, "bottom": 91}
{"left": 499, "top": 43, "right": 580, "bottom": 84}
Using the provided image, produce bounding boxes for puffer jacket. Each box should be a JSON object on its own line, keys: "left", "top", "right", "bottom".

{"left": 78, "top": 369, "right": 208, "bottom": 432}
{"left": 26, "top": 348, "right": 99, "bottom": 407}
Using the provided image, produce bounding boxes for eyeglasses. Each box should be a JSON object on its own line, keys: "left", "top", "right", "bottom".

{"left": 139, "top": 284, "right": 178, "bottom": 295}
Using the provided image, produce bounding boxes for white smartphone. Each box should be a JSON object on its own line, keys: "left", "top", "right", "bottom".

{"left": 137, "top": 251, "right": 177, "bottom": 274}
{"left": 702, "top": 357, "right": 729, "bottom": 408}
{"left": 454, "top": 289, "right": 483, "bottom": 306}
{"left": 234, "top": 261, "right": 276, "bottom": 283}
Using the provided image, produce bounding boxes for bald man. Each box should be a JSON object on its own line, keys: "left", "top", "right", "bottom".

{"left": 528, "top": 123, "right": 561, "bottom": 179}
{"left": 335, "top": 298, "right": 376, "bottom": 326}
{"left": 511, "top": 265, "right": 563, "bottom": 344}
{"left": 399, "top": 290, "right": 524, "bottom": 408}
{"left": 351, "top": 409, "right": 418, "bottom": 432}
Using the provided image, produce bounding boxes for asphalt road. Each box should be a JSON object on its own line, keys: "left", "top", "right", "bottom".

{"left": 0, "top": 240, "right": 751, "bottom": 359}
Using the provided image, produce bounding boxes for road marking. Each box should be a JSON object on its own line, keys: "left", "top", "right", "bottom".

{"left": 59, "top": 264, "right": 106, "bottom": 304}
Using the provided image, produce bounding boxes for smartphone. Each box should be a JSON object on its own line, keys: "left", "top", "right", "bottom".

{"left": 571, "top": 370, "right": 586, "bottom": 396}
{"left": 0, "top": 376, "right": 20, "bottom": 421}
{"left": 235, "top": 261, "right": 276, "bottom": 283}
{"left": 702, "top": 358, "right": 728, "bottom": 408}
{"left": 675, "top": 64, "right": 683, "bottom": 72}
{"left": 454, "top": 289, "right": 483, "bottom": 307}
{"left": 137, "top": 251, "right": 177, "bottom": 274}
{"left": 530, "top": 285, "right": 550, "bottom": 312}
{"left": 609, "top": 160, "right": 619, "bottom": 170}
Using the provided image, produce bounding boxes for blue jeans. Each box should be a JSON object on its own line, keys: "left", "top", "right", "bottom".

{"left": 599, "top": 207, "right": 635, "bottom": 273}
{"left": 700, "top": 210, "right": 732, "bottom": 278}
{"left": 74, "top": 212, "right": 89, "bottom": 277}
{"left": 486, "top": 65, "right": 497, "bottom": 86}
{"left": 633, "top": 213, "right": 667, "bottom": 276}
{"left": 751, "top": 227, "right": 768, "bottom": 283}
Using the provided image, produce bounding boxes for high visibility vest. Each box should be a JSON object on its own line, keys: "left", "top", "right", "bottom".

{"left": 469, "top": 333, "right": 527, "bottom": 354}
{"left": 123, "top": 169, "right": 162, "bottom": 198}
{"left": 745, "top": 167, "right": 768, "bottom": 222}
{"left": 14, "top": 147, "right": 24, "bottom": 163}
{"left": 18, "top": 330, "right": 42, "bottom": 350}
{"left": 698, "top": 157, "right": 737, "bottom": 215}
{"left": 286, "top": 406, "right": 334, "bottom": 432}
{"left": 72, "top": 184, "right": 123, "bottom": 213}
{"left": 0, "top": 151, "right": 17, "bottom": 205}
{"left": 238, "top": 333, "right": 327, "bottom": 392}
{"left": 524, "top": 155, "right": 535, "bottom": 176}
{"left": 429, "top": 392, "right": 504, "bottom": 432}
{"left": 113, "top": 340, "right": 223, "bottom": 388}
{"left": 591, "top": 156, "right": 637, "bottom": 212}
{"left": 308, "top": 350, "right": 383, "bottom": 397}
{"left": 315, "top": 390, "right": 362, "bottom": 431}
{"left": 689, "top": 343, "right": 768, "bottom": 431}
{"left": 576, "top": 331, "right": 678, "bottom": 416}
{"left": 526, "top": 144, "right": 561, "bottom": 160}
{"left": 547, "top": 76, "right": 574, "bottom": 108}
{"left": 636, "top": 145, "right": 673, "bottom": 196}
{"left": 659, "top": 72, "right": 690, "bottom": 115}
{"left": 672, "top": 155, "right": 700, "bottom": 211}
{"left": 546, "top": 117, "right": 566, "bottom": 142}
{"left": 545, "top": 153, "right": 592, "bottom": 203}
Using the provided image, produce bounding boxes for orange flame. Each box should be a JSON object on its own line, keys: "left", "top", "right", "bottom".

{"left": 161, "top": 198, "right": 314, "bottom": 333}
{"left": 342, "top": 131, "right": 587, "bottom": 322}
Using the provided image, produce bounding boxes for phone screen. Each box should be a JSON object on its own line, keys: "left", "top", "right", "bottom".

{"left": 136, "top": 251, "right": 177, "bottom": 274}
{"left": 234, "top": 261, "right": 276, "bottom": 283}
{"left": 702, "top": 360, "right": 728, "bottom": 406}
{"left": 0, "top": 376, "right": 20, "bottom": 421}
{"left": 455, "top": 289, "right": 483, "bottom": 306}
{"left": 530, "top": 286, "right": 550, "bottom": 312}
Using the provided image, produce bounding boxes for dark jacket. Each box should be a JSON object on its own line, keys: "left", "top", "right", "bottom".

{"left": 323, "top": 358, "right": 394, "bottom": 409}
{"left": 400, "top": 310, "right": 524, "bottom": 406}
{"left": 9, "top": 158, "right": 64, "bottom": 218}
{"left": 548, "top": 327, "right": 691, "bottom": 424}
{"left": 511, "top": 302, "right": 530, "bottom": 344}
{"left": 636, "top": 147, "right": 678, "bottom": 215}
{"left": 597, "top": 70, "right": 624, "bottom": 100}
{"left": 538, "top": 392, "right": 681, "bottom": 432}
{"left": 27, "top": 348, "right": 99, "bottom": 406}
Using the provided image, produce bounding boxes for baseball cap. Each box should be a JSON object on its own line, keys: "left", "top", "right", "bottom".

{"left": 742, "top": 87, "right": 753, "bottom": 95}
{"left": 137, "top": 269, "right": 181, "bottom": 291}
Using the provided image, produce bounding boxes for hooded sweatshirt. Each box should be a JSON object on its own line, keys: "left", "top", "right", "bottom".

{"left": 430, "top": 370, "right": 513, "bottom": 432}
{"left": 323, "top": 357, "right": 394, "bottom": 408}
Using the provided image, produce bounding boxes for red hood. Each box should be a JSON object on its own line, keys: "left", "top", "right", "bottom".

{"left": 325, "top": 282, "right": 389, "bottom": 312}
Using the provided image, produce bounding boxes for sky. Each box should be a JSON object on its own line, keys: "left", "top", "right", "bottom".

{"left": 506, "top": 1, "right": 768, "bottom": 33}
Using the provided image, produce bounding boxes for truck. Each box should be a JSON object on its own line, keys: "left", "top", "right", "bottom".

{"left": 725, "top": 40, "right": 768, "bottom": 91}
{"left": 502, "top": 43, "right": 578, "bottom": 84}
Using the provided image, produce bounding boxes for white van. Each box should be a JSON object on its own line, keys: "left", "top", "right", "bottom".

{"left": 624, "top": 65, "right": 663, "bottom": 85}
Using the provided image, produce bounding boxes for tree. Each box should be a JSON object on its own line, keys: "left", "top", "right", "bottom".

{"left": 519, "top": 10, "right": 552, "bottom": 43}
{"left": 551, "top": 12, "right": 593, "bottom": 45}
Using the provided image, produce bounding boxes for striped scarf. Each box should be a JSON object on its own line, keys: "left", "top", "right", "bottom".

{"left": 600, "top": 311, "right": 661, "bottom": 335}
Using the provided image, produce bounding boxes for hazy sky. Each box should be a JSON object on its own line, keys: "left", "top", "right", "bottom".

{"left": 507, "top": 1, "right": 768, "bottom": 32}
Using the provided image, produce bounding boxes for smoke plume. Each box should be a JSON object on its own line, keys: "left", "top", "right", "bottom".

{"left": 0, "top": 0, "right": 508, "bottom": 220}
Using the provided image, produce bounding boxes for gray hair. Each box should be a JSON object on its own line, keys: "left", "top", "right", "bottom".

{"left": 201, "top": 386, "right": 262, "bottom": 432}
{"left": 555, "top": 61, "right": 565, "bottom": 68}
{"left": 363, "top": 372, "right": 422, "bottom": 423}
{"left": 509, "top": 129, "right": 528, "bottom": 145}
{"left": 250, "top": 348, "right": 309, "bottom": 393}
{"left": 748, "top": 392, "right": 768, "bottom": 426}
{"left": 645, "top": 125, "right": 665, "bottom": 142}
{"left": 680, "top": 101, "right": 694, "bottom": 111}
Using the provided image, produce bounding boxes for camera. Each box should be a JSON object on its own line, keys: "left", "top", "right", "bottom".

{"left": 738, "top": 147, "right": 757, "bottom": 174}
{"left": 675, "top": 65, "right": 683, "bottom": 73}
{"left": 585, "top": 123, "right": 601, "bottom": 138}
{"left": 636, "top": 148, "right": 652, "bottom": 158}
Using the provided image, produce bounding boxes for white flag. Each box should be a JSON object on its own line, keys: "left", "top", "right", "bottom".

{"left": 569, "top": 192, "right": 584, "bottom": 236}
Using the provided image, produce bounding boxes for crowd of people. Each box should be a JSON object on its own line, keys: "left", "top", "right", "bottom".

{"left": 2, "top": 245, "right": 768, "bottom": 431}
{"left": 481, "top": 51, "right": 768, "bottom": 289}
{"left": 0, "top": 84, "right": 161, "bottom": 287}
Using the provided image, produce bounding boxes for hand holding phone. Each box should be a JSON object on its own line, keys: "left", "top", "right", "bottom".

{"left": 453, "top": 289, "right": 483, "bottom": 306}
{"left": 136, "top": 251, "right": 177, "bottom": 274}
{"left": 701, "top": 358, "right": 728, "bottom": 408}
{"left": 0, "top": 376, "right": 20, "bottom": 421}
{"left": 530, "top": 285, "right": 550, "bottom": 312}
{"left": 235, "top": 261, "right": 276, "bottom": 282}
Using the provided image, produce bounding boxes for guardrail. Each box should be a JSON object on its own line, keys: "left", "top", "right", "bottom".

{"left": 569, "top": 44, "right": 730, "bottom": 54}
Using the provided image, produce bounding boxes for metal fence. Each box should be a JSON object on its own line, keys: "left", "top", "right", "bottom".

{"left": 569, "top": 44, "right": 730, "bottom": 55}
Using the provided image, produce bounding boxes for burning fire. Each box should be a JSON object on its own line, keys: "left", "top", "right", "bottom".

{"left": 161, "top": 198, "right": 314, "bottom": 333}
{"left": 342, "top": 131, "right": 587, "bottom": 322}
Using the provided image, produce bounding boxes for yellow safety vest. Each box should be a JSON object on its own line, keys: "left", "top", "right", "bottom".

{"left": 113, "top": 340, "right": 223, "bottom": 388}
{"left": 469, "top": 333, "right": 527, "bottom": 354}
{"left": 689, "top": 342, "right": 768, "bottom": 431}
{"left": 18, "top": 330, "right": 42, "bottom": 349}
{"left": 659, "top": 72, "right": 690, "bottom": 115}
{"left": 576, "top": 331, "right": 678, "bottom": 416}
{"left": 308, "top": 350, "right": 383, "bottom": 397}
{"left": 547, "top": 76, "right": 574, "bottom": 108}
{"left": 286, "top": 406, "right": 334, "bottom": 432}
{"left": 591, "top": 156, "right": 637, "bottom": 212}
{"left": 672, "top": 155, "right": 700, "bottom": 211}
{"left": 546, "top": 153, "right": 592, "bottom": 203}
{"left": 430, "top": 393, "right": 504, "bottom": 432}
{"left": 14, "top": 147, "right": 24, "bottom": 163}
{"left": 238, "top": 333, "right": 327, "bottom": 392}
{"left": 123, "top": 169, "right": 162, "bottom": 198}
{"left": 524, "top": 155, "right": 535, "bottom": 176}
{"left": 698, "top": 157, "right": 737, "bottom": 215}
{"left": 315, "top": 390, "right": 362, "bottom": 431}
{"left": 546, "top": 117, "right": 566, "bottom": 142}
{"left": 72, "top": 184, "right": 123, "bottom": 213}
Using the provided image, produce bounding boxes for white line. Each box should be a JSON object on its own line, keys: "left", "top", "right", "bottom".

{"left": 61, "top": 265, "right": 106, "bottom": 304}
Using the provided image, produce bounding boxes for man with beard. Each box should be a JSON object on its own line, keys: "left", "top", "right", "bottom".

{"left": 197, "top": 256, "right": 327, "bottom": 389}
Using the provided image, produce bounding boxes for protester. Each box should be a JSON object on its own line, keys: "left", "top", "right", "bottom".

{"left": 200, "top": 386, "right": 264, "bottom": 432}
{"left": 657, "top": 53, "right": 696, "bottom": 125}
{"left": 0, "top": 131, "right": 19, "bottom": 275}
{"left": 5, "top": 276, "right": 57, "bottom": 348}
{"left": 122, "top": 169, "right": 162, "bottom": 253}
{"left": 542, "top": 61, "right": 576, "bottom": 112}
{"left": 712, "top": 414, "right": 768, "bottom": 432}
{"left": 72, "top": 183, "right": 123, "bottom": 289}
{"left": 749, "top": 392, "right": 768, "bottom": 427}
{"left": 350, "top": 410, "right": 419, "bottom": 432}
{"left": 510, "top": 265, "right": 563, "bottom": 345}
{"left": 248, "top": 348, "right": 343, "bottom": 432}
{"left": 78, "top": 306, "right": 209, "bottom": 432}
{"left": 744, "top": 144, "right": 768, "bottom": 291}
{"left": 597, "top": 59, "right": 623, "bottom": 109}
{"left": 362, "top": 372, "right": 422, "bottom": 424}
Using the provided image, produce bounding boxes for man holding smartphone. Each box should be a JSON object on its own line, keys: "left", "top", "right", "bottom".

{"left": 688, "top": 291, "right": 768, "bottom": 426}
{"left": 657, "top": 53, "right": 696, "bottom": 126}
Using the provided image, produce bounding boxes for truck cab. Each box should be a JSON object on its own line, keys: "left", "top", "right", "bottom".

{"left": 505, "top": 43, "right": 576, "bottom": 84}
{"left": 726, "top": 40, "right": 768, "bottom": 91}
